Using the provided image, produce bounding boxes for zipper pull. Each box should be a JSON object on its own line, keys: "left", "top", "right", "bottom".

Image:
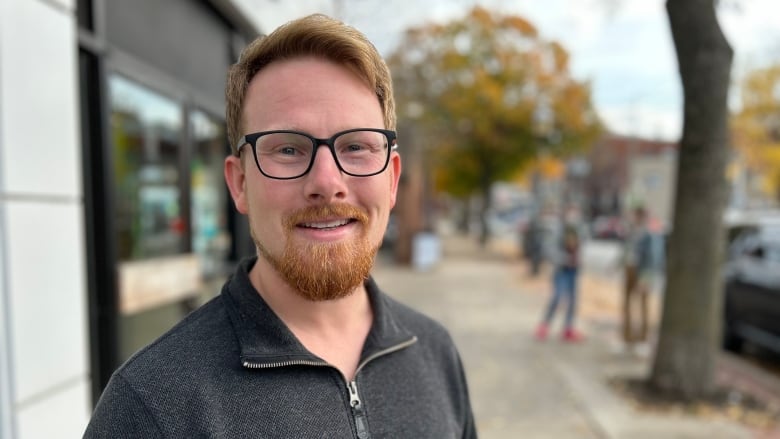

{"left": 348, "top": 380, "right": 370, "bottom": 439}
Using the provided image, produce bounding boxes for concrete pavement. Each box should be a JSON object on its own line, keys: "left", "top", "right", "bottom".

{"left": 372, "top": 233, "right": 763, "bottom": 439}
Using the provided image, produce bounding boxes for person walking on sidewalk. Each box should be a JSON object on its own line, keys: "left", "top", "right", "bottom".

{"left": 621, "top": 206, "right": 663, "bottom": 349}
{"left": 85, "top": 14, "right": 476, "bottom": 438}
{"left": 535, "top": 207, "right": 586, "bottom": 342}
{"left": 521, "top": 213, "right": 545, "bottom": 277}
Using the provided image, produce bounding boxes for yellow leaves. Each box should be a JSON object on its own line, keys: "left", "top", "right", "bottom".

{"left": 732, "top": 64, "right": 780, "bottom": 199}
{"left": 469, "top": 6, "right": 494, "bottom": 27}
{"left": 741, "top": 65, "right": 780, "bottom": 111}
{"left": 549, "top": 42, "right": 570, "bottom": 72}
{"left": 537, "top": 155, "right": 566, "bottom": 179}
{"left": 388, "top": 5, "right": 601, "bottom": 197}
{"left": 501, "top": 16, "right": 539, "bottom": 37}
{"left": 513, "top": 154, "right": 566, "bottom": 185}
{"left": 762, "top": 147, "right": 780, "bottom": 195}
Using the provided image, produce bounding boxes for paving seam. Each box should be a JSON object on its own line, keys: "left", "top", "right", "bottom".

{"left": 551, "top": 351, "right": 619, "bottom": 439}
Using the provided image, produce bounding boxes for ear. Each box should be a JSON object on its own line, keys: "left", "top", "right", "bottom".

{"left": 388, "top": 151, "right": 402, "bottom": 208}
{"left": 224, "top": 155, "right": 249, "bottom": 214}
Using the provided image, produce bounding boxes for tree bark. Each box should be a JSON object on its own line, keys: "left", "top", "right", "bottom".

{"left": 649, "top": 0, "right": 733, "bottom": 399}
{"left": 394, "top": 126, "right": 425, "bottom": 265}
{"left": 478, "top": 164, "right": 493, "bottom": 247}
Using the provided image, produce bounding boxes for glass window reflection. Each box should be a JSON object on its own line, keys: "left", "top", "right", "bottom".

{"left": 190, "top": 110, "right": 231, "bottom": 279}
{"left": 109, "top": 75, "right": 184, "bottom": 260}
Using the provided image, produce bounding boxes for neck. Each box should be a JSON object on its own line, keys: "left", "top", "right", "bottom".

{"left": 248, "top": 255, "right": 374, "bottom": 379}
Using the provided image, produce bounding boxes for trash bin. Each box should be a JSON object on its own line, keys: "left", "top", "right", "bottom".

{"left": 412, "top": 232, "right": 441, "bottom": 271}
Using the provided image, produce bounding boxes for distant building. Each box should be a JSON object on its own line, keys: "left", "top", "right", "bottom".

{"left": 584, "top": 134, "right": 678, "bottom": 229}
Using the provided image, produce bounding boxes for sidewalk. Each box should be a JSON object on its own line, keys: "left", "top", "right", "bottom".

{"left": 372, "top": 233, "right": 776, "bottom": 439}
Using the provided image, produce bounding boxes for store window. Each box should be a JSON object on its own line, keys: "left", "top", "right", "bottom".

{"left": 107, "top": 75, "right": 234, "bottom": 361}
{"left": 190, "top": 110, "right": 231, "bottom": 286}
{"left": 110, "top": 75, "right": 185, "bottom": 260}
{"left": 108, "top": 75, "right": 215, "bottom": 360}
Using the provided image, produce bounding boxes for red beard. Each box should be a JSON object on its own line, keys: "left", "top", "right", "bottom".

{"left": 253, "top": 203, "right": 377, "bottom": 301}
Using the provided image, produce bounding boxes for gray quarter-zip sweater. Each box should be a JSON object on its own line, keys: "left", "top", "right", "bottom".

{"left": 84, "top": 257, "right": 477, "bottom": 438}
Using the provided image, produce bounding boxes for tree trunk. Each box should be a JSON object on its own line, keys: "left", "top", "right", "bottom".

{"left": 394, "top": 127, "right": 425, "bottom": 265}
{"left": 478, "top": 167, "right": 492, "bottom": 247}
{"left": 649, "top": 0, "right": 733, "bottom": 399}
{"left": 457, "top": 198, "right": 471, "bottom": 234}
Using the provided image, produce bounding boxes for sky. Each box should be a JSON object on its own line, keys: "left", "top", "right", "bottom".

{"left": 233, "top": 0, "right": 780, "bottom": 143}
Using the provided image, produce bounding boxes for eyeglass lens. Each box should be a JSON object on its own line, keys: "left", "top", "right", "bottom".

{"left": 254, "top": 130, "right": 390, "bottom": 178}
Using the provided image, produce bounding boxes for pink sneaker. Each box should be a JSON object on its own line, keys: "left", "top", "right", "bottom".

{"left": 562, "top": 328, "right": 585, "bottom": 343}
{"left": 534, "top": 324, "right": 548, "bottom": 341}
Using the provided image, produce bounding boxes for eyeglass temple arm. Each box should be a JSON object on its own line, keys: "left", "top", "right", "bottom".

{"left": 234, "top": 137, "right": 249, "bottom": 155}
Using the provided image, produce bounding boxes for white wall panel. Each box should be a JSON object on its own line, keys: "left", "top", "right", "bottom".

{"left": 49, "top": 0, "right": 76, "bottom": 12}
{"left": 0, "top": 0, "right": 81, "bottom": 197}
{"left": 16, "top": 378, "right": 90, "bottom": 439}
{"left": 0, "top": 212, "right": 14, "bottom": 438}
{"left": 6, "top": 201, "right": 88, "bottom": 405}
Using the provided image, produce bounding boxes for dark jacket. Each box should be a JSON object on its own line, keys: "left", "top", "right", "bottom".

{"left": 84, "top": 258, "right": 476, "bottom": 438}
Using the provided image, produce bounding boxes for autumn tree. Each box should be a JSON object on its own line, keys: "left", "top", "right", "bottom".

{"left": 731, "top": 65, "right": 780, "bottom": 201}
{"left": 649, "top": 0, "right": 733, "bottom": 399}
{"left": 388, "top": 6, "right": 601, "bottom": 245}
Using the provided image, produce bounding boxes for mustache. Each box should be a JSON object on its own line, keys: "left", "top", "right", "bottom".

{"left": 284, "top": 203, "right": 369, "bottom": 230}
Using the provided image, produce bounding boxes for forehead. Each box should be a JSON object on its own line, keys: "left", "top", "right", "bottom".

{"left": 243, "top": 57, "right": 383, "bottom": 132}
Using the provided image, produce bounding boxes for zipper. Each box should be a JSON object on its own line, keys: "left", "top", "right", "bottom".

{"left": 242, "top": 359, "right": 328, "bottom": 369}
{"left": 344, "top": 336, "right": 417, "bottom": 439}
{"left": 348, "top": 380, "right": 370, "bottom": 439}
{"left": 242, "top": 336, "right": 418, "bottom": 439}
{"left": 353, "top": 336, "right": 418, "bottom": 375}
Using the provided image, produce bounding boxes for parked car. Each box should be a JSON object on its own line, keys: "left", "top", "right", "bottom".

{"left": 591, "top": 215, "right": 625, "bottom": 241}
{"left": 722, "top": 224, "right": 780, "bottom": 353}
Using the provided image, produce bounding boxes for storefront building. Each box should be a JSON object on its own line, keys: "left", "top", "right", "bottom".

{"left": 0, "top": 0, "right": 257, "bottom": 436}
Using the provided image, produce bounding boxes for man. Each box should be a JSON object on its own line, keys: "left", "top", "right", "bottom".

{"left": 85, "top": 14, "right": 476, "bottom": 438}
{"left": 621, "top": 206, "right": 660, "bottom": 349}
{"left": 521, "top": 213, "right": 543, "bottom": 277}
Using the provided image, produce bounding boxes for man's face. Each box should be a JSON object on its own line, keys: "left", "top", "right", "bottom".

{"left": 224, "top": 56, "right": 401, "bottom": 301}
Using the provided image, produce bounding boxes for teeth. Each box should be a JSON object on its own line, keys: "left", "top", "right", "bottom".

{"left": 302, "top": 219, "right": 350, "bottom": 229}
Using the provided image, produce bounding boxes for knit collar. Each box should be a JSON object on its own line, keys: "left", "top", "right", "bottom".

{"left": 222, "top": 257, "right": 416, "bottom": 368}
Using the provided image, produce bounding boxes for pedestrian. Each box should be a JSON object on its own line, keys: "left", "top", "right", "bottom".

{"left": 84, "top": 14, "right": 476, "bottom": 438}
{"left": 621, "top": 206, "right": 661, "bottom": 350}
{"left": 522, "top": 213, "right": 544, "bottom": 277}
{"left": 534, "top": 207, "right": 586, "bottom": 342}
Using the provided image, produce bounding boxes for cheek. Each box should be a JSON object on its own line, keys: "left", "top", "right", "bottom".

{"left": 246, "top": 185, "right": 287, "bottom": 231}
{"left": 360, "top": 182, "right": 394, "bottom": 240}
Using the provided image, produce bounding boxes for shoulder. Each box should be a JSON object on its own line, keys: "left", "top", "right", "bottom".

{"left": 87, "top": 296, "right": 237, "bottom": 436}
{"left": 85, "top": 372, "right": 163, "bottom": 437}
{"left": 381, "top": 293, "right": 453, "bottom": 340}
{"left": 375, "top": 292, "right": 466, "bottom": 371}
{"left": 114, "top": 295, "right": 237, "bottom": 386}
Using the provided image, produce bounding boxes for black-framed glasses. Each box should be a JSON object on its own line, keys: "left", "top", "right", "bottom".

{"left": 236, "top": 128, "right": 397, "bottom": 180}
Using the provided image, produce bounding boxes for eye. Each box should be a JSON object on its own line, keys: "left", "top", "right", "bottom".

{"left": 279, "top": 146, "right": 299, "bottom": 155}
{"left": 345, "top": 143, "right": 367, "bottom": 152}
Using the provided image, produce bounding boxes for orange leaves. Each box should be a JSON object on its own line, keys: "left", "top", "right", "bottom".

{"left": 388, "top": 6, "right": 601, "bottom": 197}
{"left": 501, "top": 16, "right": 539, "bottom": 37}
{"left": 536, "top": 154, "right": 566, "bottom": 179}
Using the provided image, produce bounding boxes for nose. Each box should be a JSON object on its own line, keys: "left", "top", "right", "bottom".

{"left": 302, "top": 144, "right": 348, "bottom": 203}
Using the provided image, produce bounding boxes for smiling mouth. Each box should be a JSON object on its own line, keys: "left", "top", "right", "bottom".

{"left": 286, "top": 204, "right": 369, "bottom": 232}
{"left": 299, "top": 218, "right": 356, "bottom": 230}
